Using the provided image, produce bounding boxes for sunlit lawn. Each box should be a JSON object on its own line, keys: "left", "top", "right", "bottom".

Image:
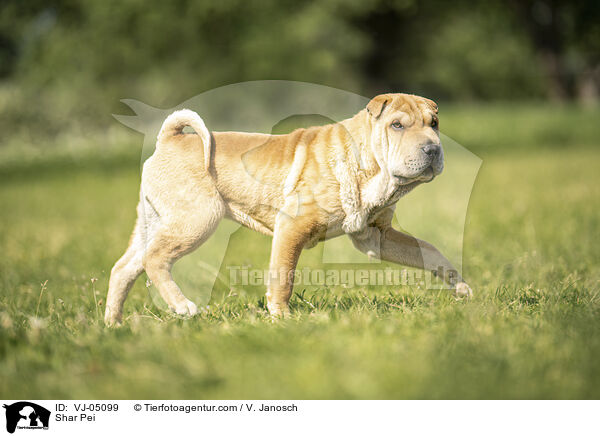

{"left": 1, "top": 106, "right": 599, "bottom": 399}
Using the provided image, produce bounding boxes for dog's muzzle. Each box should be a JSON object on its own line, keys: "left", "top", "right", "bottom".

{"left": 421, "top": 143, "right": 441, "bottom": 158}
{"left": 392, "top": 142, "right": 444, "bottom": 184}
{"left": 423, "top": 143, "right": 444, "bottom": 177}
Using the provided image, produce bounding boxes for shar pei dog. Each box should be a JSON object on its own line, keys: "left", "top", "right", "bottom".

{"left": 105, "top": 93, "right": 472, "bottom": 325}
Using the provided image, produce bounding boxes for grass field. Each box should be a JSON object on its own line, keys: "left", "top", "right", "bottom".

{"left": 0, "top": 105, "right": 599, "bottom": 399}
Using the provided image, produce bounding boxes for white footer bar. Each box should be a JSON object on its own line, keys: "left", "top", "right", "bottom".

{"left": 1, "top": 400, "right": 597, "bottom": 435}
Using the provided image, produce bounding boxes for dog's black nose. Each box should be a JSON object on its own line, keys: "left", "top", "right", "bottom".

{"left": 421, "top": 144, "right": 441, "bottom": 157}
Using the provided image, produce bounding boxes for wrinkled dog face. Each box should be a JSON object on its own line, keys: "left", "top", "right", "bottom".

{"left": 367, "top": 93, "right": 443, "bottom": 184}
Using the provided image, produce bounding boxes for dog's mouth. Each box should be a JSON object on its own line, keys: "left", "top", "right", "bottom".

{"left": 394, "top": 166, "right": 435, "bottom": 185}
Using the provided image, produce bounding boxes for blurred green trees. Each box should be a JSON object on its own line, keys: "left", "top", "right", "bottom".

{"left": 0, "top": 0, "right": 598, "bottom": 140}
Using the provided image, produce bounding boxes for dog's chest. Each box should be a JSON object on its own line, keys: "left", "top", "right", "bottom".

{"left": 303, "top": 211, "right": 347, "bottom": 248}
{"left": 360, "top": 181, "right": 419, "bottom": 224}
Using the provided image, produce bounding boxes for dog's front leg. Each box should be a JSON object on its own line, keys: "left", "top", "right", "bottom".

{"left": 351, "top": 226, "right": 473, "bottom": 297}
{"left": 382, "top": 228, "right": 472, "bottom": 297}
{"left": 266, "top": 212, "right": 317, "bottom": 316}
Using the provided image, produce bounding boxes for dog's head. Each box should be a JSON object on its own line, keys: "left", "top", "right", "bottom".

{"left": 366, "top": 93, "right": 443, "bottom": 184}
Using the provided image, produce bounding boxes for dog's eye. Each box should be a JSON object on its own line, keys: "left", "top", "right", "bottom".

{"left": 431, "top": 118, "right": 438, "bottom": 128}
{"left": 391, "top": 121, "right": 403, "bottom": 130}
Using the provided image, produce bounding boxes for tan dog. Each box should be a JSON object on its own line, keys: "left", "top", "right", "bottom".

{"left": 104, "top": 93, "right": 472, "bottom": 325}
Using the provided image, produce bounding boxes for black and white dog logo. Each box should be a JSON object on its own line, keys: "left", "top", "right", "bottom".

{"left": 3, "top": 402, "right": 50, "bottom": 434}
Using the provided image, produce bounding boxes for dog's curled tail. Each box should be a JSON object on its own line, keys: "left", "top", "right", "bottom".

{"left": 157, "top": 109, "right": 212, "bottom": 171}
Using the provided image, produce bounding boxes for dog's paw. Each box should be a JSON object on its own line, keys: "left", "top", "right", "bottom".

{"left": 104, "top": 306, "right": 123, "bottom": 327}
{"left": 172, "top": 300, "right": 199, "bottom": 317}
{"left": 266, "top": 302, "right": 290, "bottom": 319}
{"left": 454, "top": 282, "right": 473, "bottom": 298}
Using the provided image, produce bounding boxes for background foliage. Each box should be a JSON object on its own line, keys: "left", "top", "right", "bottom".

{"left": 1, "top": 0, "right": 599, "bottom": 147}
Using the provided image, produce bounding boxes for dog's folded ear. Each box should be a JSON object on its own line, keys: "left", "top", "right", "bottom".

{"left": 366, "top": 94, "right": 391, "bottom": 119}
{"left": 422, "top": 97, "right": 439, "bottom": 114}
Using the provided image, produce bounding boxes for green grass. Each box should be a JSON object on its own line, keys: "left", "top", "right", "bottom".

{"left": 0, "top": 105, "right": 599, "bottom": 399}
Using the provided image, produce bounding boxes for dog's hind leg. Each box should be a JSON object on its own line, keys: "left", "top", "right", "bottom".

{"left": 141, "top": 193, "right": 225, "bottom": 317}
{"left": 105, "top": 214, "right": 145, "bottom": 326}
